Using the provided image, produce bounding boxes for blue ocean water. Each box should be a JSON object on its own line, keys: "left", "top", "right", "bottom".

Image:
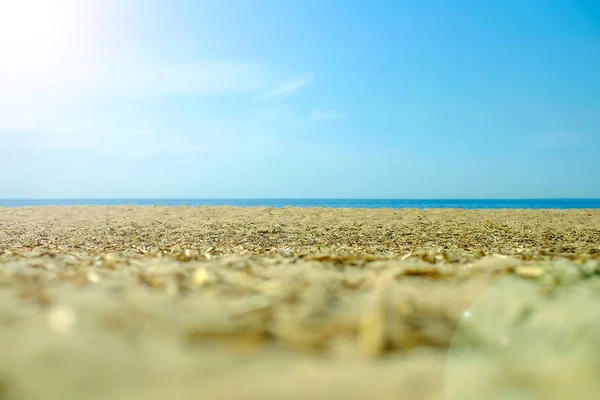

{"left": 1, "top": 199, "right": 600, "bottom": 209}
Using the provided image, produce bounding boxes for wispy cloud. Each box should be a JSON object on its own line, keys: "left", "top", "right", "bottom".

{"left": 307, "top": 109, "right": 346, "bottom": 121}
{"left": 259, "top": 74, "right": 314, "bottom": 99}
{"left": 0, "top": 107, "right": 80, "bottom": 136}
{"left": 114, "top": 61, "right": 269, "bottom": 98}
{"left": 0, "top": 128, "right": 101, "bottom": 151}
{"left": 0, "top": 58, "right": 284, "bottom": 151}
{"left": 0, "top": 59, "right": 321, "bottom": 158}
{"left": 533, "top": 130, "right": 588, "bottom": 151}
{"left": 0, "top": 60, "right": 271, "bottom": 101}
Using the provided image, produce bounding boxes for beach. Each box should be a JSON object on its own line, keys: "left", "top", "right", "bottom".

{"left": 1, "top": 206, "right": 600, "bottom": 399}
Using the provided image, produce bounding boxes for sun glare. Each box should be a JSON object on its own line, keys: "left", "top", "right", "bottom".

{"left": 0, "top": 0, "right": 85, "bottom": 72}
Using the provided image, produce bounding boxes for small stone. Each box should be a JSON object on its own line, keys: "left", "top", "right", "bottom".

{"left": 87, "top": 270, "right": 100, "bottom": 283}
{"left": 280, "top": 248, "right": 293, "bottom": 257}
{"left": 516, "top": 266, "right": 544, "bottom": 279}
{"left": 47, "top": 305, "right": 77, "bottom": 335}
{"left": 104, "top": 253, "right": 118, "bottom": 263}
{"left": 174, "top": 248, "right": 193, "bottom": 261}
{"left": 193, "top": 268, "right": 216, "bottom": 286}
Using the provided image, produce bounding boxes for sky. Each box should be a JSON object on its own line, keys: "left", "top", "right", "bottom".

{"left": 0, "top": 0, "right": 599, "bottom": 199}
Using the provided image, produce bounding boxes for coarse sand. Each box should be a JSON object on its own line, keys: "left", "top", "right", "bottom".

{"left": 1, "top": 206, "right": 600, "bottom": 399}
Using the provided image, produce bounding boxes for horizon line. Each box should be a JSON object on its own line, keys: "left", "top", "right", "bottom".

{"left": 2, "top": 198, "right": 600, "bottom": 201}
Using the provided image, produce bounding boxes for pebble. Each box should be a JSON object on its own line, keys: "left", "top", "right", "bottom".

{"left": 516, "top": 266, "right": 544, "bottom": 279}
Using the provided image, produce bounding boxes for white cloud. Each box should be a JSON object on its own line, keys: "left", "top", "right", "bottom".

{"left": 0, "top": 60, "right": 271, "bottom": 101}
{"left": 0, "top": 59, "right": 281, "bottom": 150}
{"left": 0, "top": 60, "right": 322, "bottom": 157}
{"left": 259, "top": 74, "right": 314, "bottom": 99}
{"left": 307, "top": 109, "right": 346, "bottom": 121}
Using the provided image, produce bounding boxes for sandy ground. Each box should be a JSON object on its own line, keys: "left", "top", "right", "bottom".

{"left": 1, "top": 206, "right": 600, "bottom": 400}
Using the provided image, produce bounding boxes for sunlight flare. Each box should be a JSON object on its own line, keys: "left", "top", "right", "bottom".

{"left": 0, "top": 0, "right": 89, "bottom": 73}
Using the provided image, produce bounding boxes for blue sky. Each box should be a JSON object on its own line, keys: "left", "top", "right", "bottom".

{"left": 0, "top": 0, "right": 598, "bottom": 198}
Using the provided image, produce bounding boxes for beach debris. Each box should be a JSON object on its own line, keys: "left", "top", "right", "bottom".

{"left": 204, "top": 246, "right": 215, "bottom": 260}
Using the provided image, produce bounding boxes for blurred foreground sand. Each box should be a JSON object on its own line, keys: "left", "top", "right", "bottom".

{"left": 1, "top": 206, "right": 600, "bottom": 399}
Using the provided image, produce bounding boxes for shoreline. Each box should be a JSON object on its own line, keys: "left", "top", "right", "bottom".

{"left": 4, "top": 204, "right": 600, "bottom": 210}
{"left": 2, "top": 197, "right": 600, "bottom": 210}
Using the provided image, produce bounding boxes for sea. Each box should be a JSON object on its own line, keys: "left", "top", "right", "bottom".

{"left": 1, "top": 199, "right": 600, "bottom": 209}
